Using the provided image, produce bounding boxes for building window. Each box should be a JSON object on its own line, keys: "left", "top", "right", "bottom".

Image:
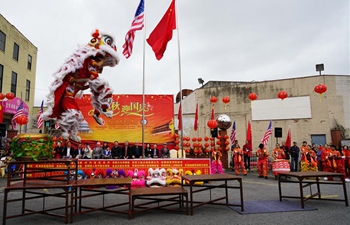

{"left": 27, "top": 54, "right": 32, "bottom": 70}
{"left": 0, "top": 64, "right": 3, "bottom": 93}
{"left": 13, "top": 43, "right": 19, "bottom": 61}
{"left": 11, "top": 71, "right": 17, "bottom": 95}
{"left": 25, "top": 79, "right": 30, "bottom": 101}
{"left": 0, "top": 31, "right": 5, "bottom": 51}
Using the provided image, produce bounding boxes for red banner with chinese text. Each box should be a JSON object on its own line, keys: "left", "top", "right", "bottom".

{"left": 27, "top": 159, "right": 211, "bottom": 177}
{"left": 76, "top": 94, "right": 174, "bottom": 143}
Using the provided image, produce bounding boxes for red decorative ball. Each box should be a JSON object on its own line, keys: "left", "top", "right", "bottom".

{"left": 210, "top": 96, "right": 218, "bottom": 104}
{"left": 0, "top": 93, "right": 5, "bottom": 101}
{"left": 5, "top": 92, "right": 15, "bottom": 100}
{"left": 222, "top": 96, "right": 230, "bottom": 104}
{"left": 248, "top": 93, "right": 257, "bottom": 101}
{"left": 277, "top": 90, "right": 288, "bottom": 100}
{"left": 314, "top": 84, "right": 327, "bottom": 94}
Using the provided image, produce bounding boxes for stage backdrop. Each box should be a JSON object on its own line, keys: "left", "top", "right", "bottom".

{"left": 76, "top": 94, "right": 174, "bottom": 143}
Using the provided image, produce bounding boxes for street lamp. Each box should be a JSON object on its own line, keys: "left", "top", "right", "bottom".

{"left": 316, "top": 63, "right": 324, "bottom": 76}
{"left": 198, "top": 78, "right": 204, "bottom": 86}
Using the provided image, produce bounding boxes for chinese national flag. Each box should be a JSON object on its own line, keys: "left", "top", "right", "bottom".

{"left": 147, "top": 0, "right": 176, "bottom": 60}
{"left": 285, "top": 127, "right": 292, "bottom": 149}
{"left": 246, "top": 120, "right": 252, "bottom": 145}
{"left": 178, "top": 103, "right": 182, "bottom": 130}
{"left": 194, "top": 103, "right": 198, "bottom": 131}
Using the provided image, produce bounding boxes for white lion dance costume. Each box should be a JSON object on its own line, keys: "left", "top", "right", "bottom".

{"left": 42, "top": 30, "right": 120, "bottom": 142}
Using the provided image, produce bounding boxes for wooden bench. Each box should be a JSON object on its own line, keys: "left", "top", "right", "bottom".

{"left": 130, "top": 187, "right": 188, "bottom": 218}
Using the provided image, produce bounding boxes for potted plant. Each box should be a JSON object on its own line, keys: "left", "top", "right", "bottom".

{"left": 10, "top": 134, "right": 53, "bottom": 161}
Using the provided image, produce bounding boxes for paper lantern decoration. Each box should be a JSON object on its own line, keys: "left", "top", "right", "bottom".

{"left": 0, "top": 93, "right": 5, "bottom": 101}
{"left": 192, "top": 137, "right": 197, "bottom": 142}
{"left": 224, "top": 135, "right": 229, "bottom": 139}
{"left": 210, "top": 96, "right": 218, "bottom": 104}
{"left": 175, "top": 146, "right": 180, "bottom": 150}
{"left": 314, "top": 84, "right": 327, "bottom": 94}
{"left": 207, "top": 120, "right": 218, "bottom": 129}
{"left": 197, "top": 137, "right": 202, "bottom": 142}
{"left": 5, "top": 92, "right": 15, "bottom": 100}
{"left": 174, "top": 140, "right": 180, "bottom": 145}
{"left": 248, "top": 93, "right": 257, "bottom": 101}
{"left": 204, "top": 136, "right": 209, "bottom": 141}
{"left": 222, "top": 96, "right": 230, "bottom": 110}
{"left": 16, "top": 115, "right": 28, "bottom": 125}
{"left": 174, "top": 133, "right": 179, "bottom": 139}
{"left": 277, "top": 90, "right": 288, "bottom": 100}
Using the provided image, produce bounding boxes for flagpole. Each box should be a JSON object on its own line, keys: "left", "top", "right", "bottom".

{"left": 141, "top": 0, "right": 147, "bottom": 158}
{"left": 174, "top": 0, "right": 184, "bottom": 158}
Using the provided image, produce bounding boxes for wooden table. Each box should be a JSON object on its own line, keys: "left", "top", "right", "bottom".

{"left": 278, "top": 171, "right": 349, "bottom": 208}
{"left": 2, "top": 159, "right": 78, "bottom": 225}
{"left": 71, "top": 178, "right": 132, "bottom": 222}
{"left": 181, "top": 174, "right": 244, "bottom": 215}
{"left": 130, "top": 187, "right": 188, "bottom": 218}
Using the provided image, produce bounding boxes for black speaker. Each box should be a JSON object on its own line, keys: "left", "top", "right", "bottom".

{"left": 274, "top": 127, "right": 282, "bottom": 138}
{"left": 0, "top": 123, "right": 6, "bottom": 137}
{"left": 211, "top": 127, "right": 218, "bottom": 138}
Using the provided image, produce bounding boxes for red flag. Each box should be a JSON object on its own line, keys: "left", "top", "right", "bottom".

{"left": 246, "top": 120, "right": 252, "bottom": 145}
{"left": 210, "top": 107, "right": 215, "bottom": 120}
{"left": 285, "top": 127, "right": 291, "bottom": 149}
{"left": 177, "top": 103, "right": 182, "bottom": 130}
{"left": 194, "top": 103, "right": 198, "bottom": 131}
{"left": 146, "top": 0, "right": 176, "bottom": 60}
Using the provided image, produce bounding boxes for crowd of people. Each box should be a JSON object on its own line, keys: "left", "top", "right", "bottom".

{"left": 52, "top": 141, "right": 171, "bottom": 159}
{"left": 230, "top": 140, "right": 350, "bottom": 182}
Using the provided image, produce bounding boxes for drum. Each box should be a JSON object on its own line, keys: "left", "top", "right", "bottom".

{"left": 272, "top": 159, "right": 290, "bottom": 173}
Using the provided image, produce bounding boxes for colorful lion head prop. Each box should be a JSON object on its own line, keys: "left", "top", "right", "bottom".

{"left": 42, "top": 29, "right": 120, "bottom": 142}
{"left": 146, "top": 168, "right": 166, "bottom": 187}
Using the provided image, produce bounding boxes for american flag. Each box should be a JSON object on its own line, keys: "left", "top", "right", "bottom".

{"left": 11, "top": 101, "right": 24, "bottom": 129}
{"left": 230, "top": 121, "right": 236, "bottom": 144}
{"left": 122, "top": 0, "right": 145, "bottom": 58}
{"left": 261, "top": 120, "right": 272, "bottom": 146}
{"left": 37, "top": 100, "right": 44, "bottom": 129}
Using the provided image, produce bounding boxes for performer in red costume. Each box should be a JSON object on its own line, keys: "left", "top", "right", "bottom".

{"left": 232, "top": 144, "right": 247, "bottom": 176}
{"left": 256, "top": 143, "right": 269, "bottom": 179}
{"left": 42, "top": 30, "right": 119, "bottom": 142}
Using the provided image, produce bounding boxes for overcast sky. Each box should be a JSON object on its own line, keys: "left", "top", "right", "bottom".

{"left": 1, "top": 0, "right": 349, "bottom": 106}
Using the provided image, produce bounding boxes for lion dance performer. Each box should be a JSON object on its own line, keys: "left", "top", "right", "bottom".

{"left": 256, "top": 143, "right": 269, "bottom": 179}
{"left": 211, "top": 148, "right": 223, "bottom": 174}
{"left": 42, "top": 30, "right": 119, "bottom": 142}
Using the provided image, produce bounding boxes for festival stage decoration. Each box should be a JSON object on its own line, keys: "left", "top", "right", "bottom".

{"left": 42, "top": 29, "right": 120, "bottom": 142}
{"left": 277, "top": 90, "right": 288, "bottom": 100}
{"left": 216, "top": 114, "right": 232, "bottom": 130}
{"left": 207, "top": 119, "right": 218, "bottom": 130}
{"left": 204, "top": 136, "right": 210, "bottom": 155}
{"left": 166, "top": 168, "right": 183, "bottom": 186}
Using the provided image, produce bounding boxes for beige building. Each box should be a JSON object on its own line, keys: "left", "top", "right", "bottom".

{"left": 175, "top": 75, "right": 350, "bottom": 157}
{"left": 0, "top": 14, "right": 37, "bottom": 133}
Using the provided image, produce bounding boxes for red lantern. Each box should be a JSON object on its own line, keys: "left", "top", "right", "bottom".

{"left": 277, "top": 90, "right": 288, "bottom": 100}
{"left": 193, "top": 143, "right": 198, "bottom": 148}
{"left": 216, "top": 140, "right": 221, "bottom": 145}
{"left": 185, "top": 149, "right": 190, "bottom": 153}
{"left": 175, "top": 146, "right": 180, "bottom": 150}
{"left": 204, "top": 143, "right": 209, "bottom": 148}
{"left": 5, "top": 92, "right": 15, "bottom": 100}
{"left": 198, "top": 149, "right": 203, "bottom": 154}
{"left": 186, "top": 143, "right": 191, "bottom": 147}
{"left": 210, "top": 96, "right": 218, "bottom": 104}
{"left": 204, "top": 136, "right": 209, "bottom": 141}
{"left": 248, "top": 93, "right": 257, "bottom": 101}
{"left": 192, "top": 137, "right": 197, "bottom": 142}
{"left": 59, "top": 136, "right": 63, "bottom": 141}
{"left": 174, "top": 133, "right": 179, "bottom": 139}
{"left": 218, "top": 147, "right": 222, "bottom": 151}
{"left": 186, "top": 137, "right": 190, "bottom": 142}
{"left": 198, "top": 143, "right": 203, "bottom": 148}
{"left": 210, "top": 142, "right": 215, "bottom": 147}
{"left": 225, "top": 147, "right": 230, "bottom": 151}
{"left": 194, "top": 149, "right": 198, "bottom": 154}
{"left": 224, "top": 135, "right": 229, "bottom": 139}
{"left": 0, "top": 93, "right": 5, "bottom": 101}
{"left": 197, "top": 137, "right": 202, "bottom": 142}
{"left": 210, "top": 137, "right": 214, "bottom": 141}
{"left": 225, "top": 140, "right": 230, "bottom": 146}
{"left": 205, "top": 148, "right": 209, "bottom": 154}
{"left": 53, "top": 142, "right": 57, "bottom": 148}
{"left": 314, "top": 84, "right": 327, "bottom": 94}
{"left": 174, "top": 140, "right": 180, "bottom": 145}
{"left": 16, "top": 115, "right": 28, "bottom": 125}
{"left": 53, "top": 137, "right": 57, "bottom": 142}
{"left": 207, "top": 120, "right": 218, "bottom": 129}
{"left": 217, "top": 135, "right": 221, "bottom": 139}
{"left": 222, "top": 96, "right": 230, "bottom": 104}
